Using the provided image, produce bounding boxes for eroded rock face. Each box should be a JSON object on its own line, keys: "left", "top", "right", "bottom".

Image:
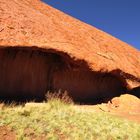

{"left": 0, "top": 48, "right": 127, "bottom": 102}
{"left": 108, "top": 94, "right": 140, "bottom": 113}
{"left": 53, "top": 69, "right": 126, "bottom": 102}
{"left": 0, "top": 0, "right": 140, "bottom": 101}
{"left": 0, "top": 48, "right": 50, "bottom": 99}
{"left": 97, "top": 94, "right": 140, "bottom": 123}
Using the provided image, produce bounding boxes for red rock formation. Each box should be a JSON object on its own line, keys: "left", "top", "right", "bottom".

{"left": 0, "top": 0, "right": 139, "bottom": 102}
{"left": 98, "top": 94, "right": 140, "bottom": 122}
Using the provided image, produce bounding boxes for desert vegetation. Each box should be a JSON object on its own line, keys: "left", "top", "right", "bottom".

{"left": 0, "top": 92, "right": 140, "bottom": 140}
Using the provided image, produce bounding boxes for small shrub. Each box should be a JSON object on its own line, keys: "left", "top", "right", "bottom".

{"left": 45, "top": 90, "right": 73, "bottom": 104}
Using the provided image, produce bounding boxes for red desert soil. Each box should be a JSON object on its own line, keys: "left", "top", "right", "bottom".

{"left": 0, "top": 126, "right": 46, "bottom": 140}
{"left": 0, "top": 126, "right": 16, "bottom": 140}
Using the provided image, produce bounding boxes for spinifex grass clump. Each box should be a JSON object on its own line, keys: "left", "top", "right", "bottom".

{"left": 46, "top": 90, "right": 74, "bottom": 104}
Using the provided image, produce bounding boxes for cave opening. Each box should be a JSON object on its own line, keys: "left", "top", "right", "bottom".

{"left": 0, "top": 47, "right": 131, "bottom": 104}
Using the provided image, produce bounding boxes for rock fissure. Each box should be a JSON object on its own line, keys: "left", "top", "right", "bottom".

{"left": 96, "top": 52, "right": 114, "bottom": 61}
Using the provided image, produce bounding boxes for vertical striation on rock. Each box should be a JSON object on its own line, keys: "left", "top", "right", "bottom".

{"left": 0, "top": 0, "right": 139, "bottom": 102}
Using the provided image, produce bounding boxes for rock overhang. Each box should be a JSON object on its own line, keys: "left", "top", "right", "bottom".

{"left": 0, "top": 46, "right": 138, "bottom": 103}
{"left": 0, "top": 0, "right": 140, "bottom": 102}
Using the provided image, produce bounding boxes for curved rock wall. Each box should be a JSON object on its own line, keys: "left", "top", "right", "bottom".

{"left": 0, "top": 48, "right": 50, "bottom": 99}
{"left": 53, "top": 70, "right": 126, "bottom": 102}
{"left": 0, "top": 48, "right": 127, "bottom": 102}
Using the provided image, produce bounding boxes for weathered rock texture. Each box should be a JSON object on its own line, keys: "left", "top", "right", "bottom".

{"left": 97, "top": 94, "right": 140, "bottom": 123}
{"left": 0, "top": 0, "right": 140, "bottom": 102}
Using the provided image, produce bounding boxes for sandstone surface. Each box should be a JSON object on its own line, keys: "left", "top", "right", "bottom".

{"left": 0, "top": 0, "right": 140, "bottom": 102}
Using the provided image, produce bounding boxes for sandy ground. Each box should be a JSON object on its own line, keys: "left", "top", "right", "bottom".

{"left": 76, "top": 94, "right": 140, "bottom": 123}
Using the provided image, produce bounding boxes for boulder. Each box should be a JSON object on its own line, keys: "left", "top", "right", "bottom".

{"left": 108, "top": 94, "right": 140, "bottom": 113}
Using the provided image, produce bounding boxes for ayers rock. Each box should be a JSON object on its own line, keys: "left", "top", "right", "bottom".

{"left": 0, "top": 0, "right": 140, "bottom": 102}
